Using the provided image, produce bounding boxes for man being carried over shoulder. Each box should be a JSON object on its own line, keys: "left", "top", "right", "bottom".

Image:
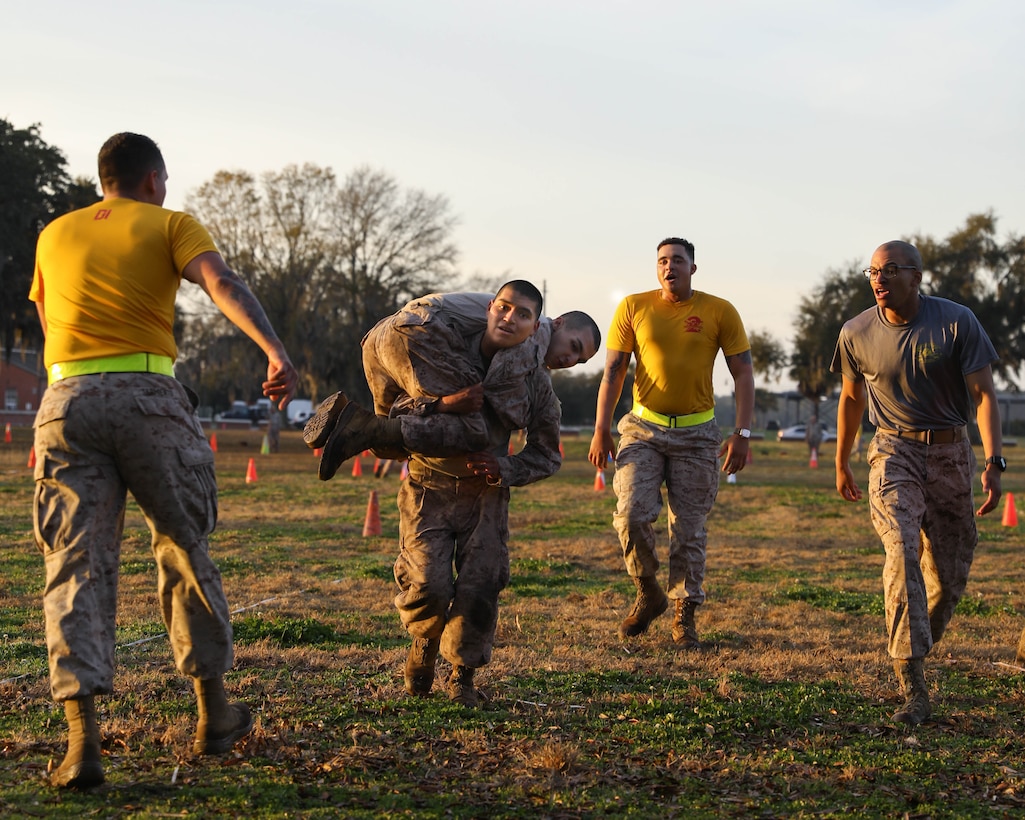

{"left": 304, "top": 284, "right": 600, "bottom": 480}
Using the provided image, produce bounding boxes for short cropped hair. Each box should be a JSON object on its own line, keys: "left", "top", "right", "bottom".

{"left": 98, "top": 132, "right": 165, "bottom": 193}
{"left": 557, "top": 310, "right": 601, "bottom": 351}
{"left": 657, "top": 237, "right": 695, "bottom": 262}
{"left": 496, "top": 279, "right": 544, "bottom": 319}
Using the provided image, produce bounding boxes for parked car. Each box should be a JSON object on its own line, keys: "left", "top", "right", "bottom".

{"left": 287, "top": 399, "right": 314, "bottom": 429}
{"left": 777, "top": 424, "right": 837, "bottom": 442}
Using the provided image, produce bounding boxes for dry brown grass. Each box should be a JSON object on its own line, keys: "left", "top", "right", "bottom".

{"left": 1, "top": 426, "right": 1024, "bottom": 816}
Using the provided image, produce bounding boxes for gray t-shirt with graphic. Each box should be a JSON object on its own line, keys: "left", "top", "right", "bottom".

{"left": 830, "top": 295, "right": 998, "bottom": 431}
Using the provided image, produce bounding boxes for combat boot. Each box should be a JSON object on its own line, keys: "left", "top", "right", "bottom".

{"left": 303, "top": 391, "right": 349, "bottom": 449}
{"left": 892, "top": 658, "right": 931, "bottom": 726}
{"left": 192, "top": 678, "right": 254, "bottom": 755}
{"left": 404, "top": 637, "right": 441, "bottom": 696}
{"left": 319, "top": 401, "right": 405, "bottom": 480}
{"left": 447, "top": 665, "right": 480, "bottom": 707}
{"left": 51, "top": 696, "right": 104, "bottom": 789}
{"left": 618, "top": 575, "right": 668, "bottom": 639}
{"left": 671, "top": 599, "right": 702, "bottom": 650}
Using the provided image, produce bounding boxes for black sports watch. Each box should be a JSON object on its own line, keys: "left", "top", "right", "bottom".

{"left": 985, "top": 456, "right": 1007, "bottom": 472}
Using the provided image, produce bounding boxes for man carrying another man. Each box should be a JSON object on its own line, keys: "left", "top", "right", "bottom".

{"left": 306, "top": 282, "right": 598, "bottom": 705}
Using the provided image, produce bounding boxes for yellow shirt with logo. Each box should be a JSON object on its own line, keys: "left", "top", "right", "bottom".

{"left": 607, "top": 289, "right": 749, "bottom": 416}
{"left": 30, "top": 198, "right": 217, "bottom": 367}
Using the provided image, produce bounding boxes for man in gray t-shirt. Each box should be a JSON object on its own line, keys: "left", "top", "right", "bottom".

{"left": 831, "top": 239, "right": 1004, "bottom": 727}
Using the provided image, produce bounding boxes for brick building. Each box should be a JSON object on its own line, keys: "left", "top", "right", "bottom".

{"left": 0, "top": 349, "right": 47, "bottom": 428}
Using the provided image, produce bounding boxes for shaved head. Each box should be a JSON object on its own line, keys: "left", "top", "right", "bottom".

{"left": 875, "top": 240, "right": 922, "bottom": 270}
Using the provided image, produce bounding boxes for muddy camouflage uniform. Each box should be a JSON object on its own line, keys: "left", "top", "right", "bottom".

{"left": 382, "top": 317, "right": 562, "bottom": 668}
{"left": 361, "top": 292, "right": 552, "bottom": 454}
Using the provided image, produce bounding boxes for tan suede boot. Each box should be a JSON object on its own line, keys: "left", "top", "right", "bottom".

{"left": 447, "top": 665, "right": 480, "bottom": 707}
{"left": 892, "top": 659, "right": 931, "bottom": 725}
{"left": 192, "top": 678, "right": 254, "bottom": 755}
{"left": 618, "top": 575, "right": 668, "bottom": 639}
{"left": 51, "top": 696, "right": 104, "bottom": 789}
{"left": 671, "top": 599, "right": 702, "bottom": 650}
{"left": 404, "top": 637, "right": 441, "bottom": 696}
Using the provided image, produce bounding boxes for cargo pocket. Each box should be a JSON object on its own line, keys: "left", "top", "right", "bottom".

{"left": 136, "top": 390, "right": 206, "bottom": 439}
{"left": 32, "top": 394, "right": 74, "bottom": 481}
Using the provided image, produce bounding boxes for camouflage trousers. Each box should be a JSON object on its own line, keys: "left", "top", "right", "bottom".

{"left": 393, "top": 464, "right": 511, "bottom": 668}
{"left": 33, "top": 373, "right": 234, "bottom": 701}
{"left": 868, "top": 432, "right": 978, "bottom": 660}
{"left": 612, "top": 415, "right": 722, "bottom": 604}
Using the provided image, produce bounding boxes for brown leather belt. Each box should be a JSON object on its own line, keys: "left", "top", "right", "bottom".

{"left": 407, "top": 465, "right": 493, "bottom": 494}
{"left": 876, "top": 426, "right": 967, "bottom": 445}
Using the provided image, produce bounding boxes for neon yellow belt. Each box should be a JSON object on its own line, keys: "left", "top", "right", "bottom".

{"left": 48, "top": 353, "right": 175, "bottom": 385}
{"left": 632, "top": 402, "right": 714, "bottom": 429}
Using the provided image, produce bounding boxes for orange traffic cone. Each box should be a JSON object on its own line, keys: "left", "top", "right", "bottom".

{"left": 809, "top": 447, "right": 818, "bottom": 468}
{"left": 400, "top": 460, "right": 409, "bottom": 480}
{"left": 27, "top": 447, "right": 36, "bottom": 469}
{"left": 1003, "top": 492, "right": 1019, "bottom": 528}
{"left": 362, "top": 490, "right": 382, "bottom": 536}
{"left": 4, "top": 423, "right": 10, "bottom": 444}
{"left": 508, "top": 441, "right": 515, "bottom": 455}
{"left": 352, "top": 455, "right": 363, "bottom": 477}
{"left": 559, "top": 440, "right": 565, "bottom": 458}
{"left": 594, "top": 469, "right": 606, "bottom": 491}
{"left": 245, "top": 457, "right": 258, "bottom": 483}
{"left": 314, "top": 447, "right": 323, "bottom": 457}
{"left": 209, "top": 433, "right": 218, "bottom": 452}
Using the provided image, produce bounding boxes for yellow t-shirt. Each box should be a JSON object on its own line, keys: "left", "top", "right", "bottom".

{"left": 29, "top": 198, "right": 217, "bottom": 366}
{"left": 607, "top": 289, "right": 749, "bottom": 416}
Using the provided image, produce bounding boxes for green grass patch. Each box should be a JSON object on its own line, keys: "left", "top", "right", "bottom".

{"left": 3, "top": 435, "right": 1025, "bottom": 817}
{"left": 773, "top": 580, "right": 884, "bottom": 615}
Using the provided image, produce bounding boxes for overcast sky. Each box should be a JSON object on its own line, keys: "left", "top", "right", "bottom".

{"left": 6, "top": 0, "right": 1024, "bottom": 392}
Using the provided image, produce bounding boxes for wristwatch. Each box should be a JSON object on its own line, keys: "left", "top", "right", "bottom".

{"left": 733, "top": 428, "right": 751, "bottom": 439}
{"left": 985, "top": 456, "right": 1007, "bottom": 471}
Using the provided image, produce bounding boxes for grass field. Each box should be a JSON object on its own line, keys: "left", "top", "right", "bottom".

{"left": 1, "top": 426, "right": 1023, "bottom": 818}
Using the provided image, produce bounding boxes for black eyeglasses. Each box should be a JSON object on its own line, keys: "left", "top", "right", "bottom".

{"left": 863, "top": 264, "right": 918, "bottom": 281}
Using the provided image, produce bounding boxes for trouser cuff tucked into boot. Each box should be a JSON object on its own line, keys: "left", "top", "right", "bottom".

{"left": 447, "top": 665, "right": 482, "bottom": 707}
{"left": 404, "top": 637, "right": 441, "bottom": 696}
{"left": 891, "top": 658, "right": 931, "bottom": 726}
{"left": 51, "top": 695, "right": 104, "bottom": 789}
{"left": 193, "top": 678, "right": 254, "bottom": 755}
{"left": 671, "top": 599, "right": 702, "bottom": 649}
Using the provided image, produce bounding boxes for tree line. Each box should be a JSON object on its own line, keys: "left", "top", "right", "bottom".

{"left": 3, "top": 119, "right": 1022, "bottom": 428}
{"left": 759, "top": 213, "right": 1025, "bottom": 401}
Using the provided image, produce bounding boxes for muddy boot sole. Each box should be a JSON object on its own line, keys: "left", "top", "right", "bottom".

{"left": 303, "top": 392, "right": 349, "bottom": 449}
